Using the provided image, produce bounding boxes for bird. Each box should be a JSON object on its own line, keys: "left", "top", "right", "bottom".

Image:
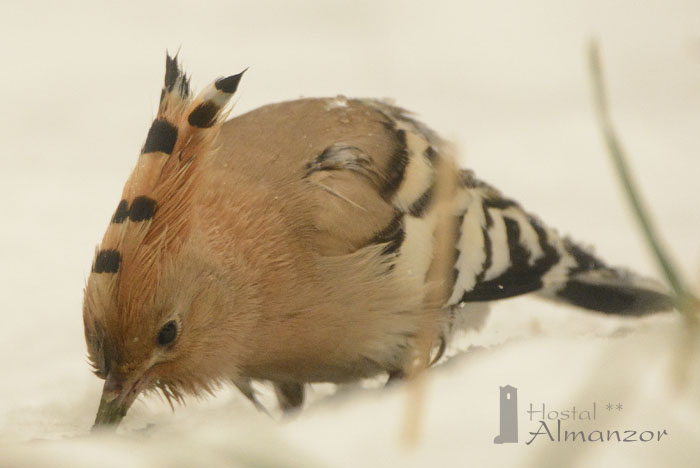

{"left": 84, "top": 54, "right": 672, "bottom": 428}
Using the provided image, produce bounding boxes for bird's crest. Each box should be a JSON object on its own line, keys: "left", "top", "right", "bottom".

{"left": 86, "top": 53, "right": 245, "bottom": 314}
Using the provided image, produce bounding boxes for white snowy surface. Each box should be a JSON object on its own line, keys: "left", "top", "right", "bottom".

{"left": 1, "top": 1, "right": 699, "bottom": 467}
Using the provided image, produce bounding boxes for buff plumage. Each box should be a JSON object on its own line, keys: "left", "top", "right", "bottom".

{"left": 84, "top": 54, "right": 672, "bottom": 428}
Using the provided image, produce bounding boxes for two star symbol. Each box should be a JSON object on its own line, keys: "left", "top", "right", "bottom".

{"left": 605, "top": 402, "right": 623, "bottom": 411}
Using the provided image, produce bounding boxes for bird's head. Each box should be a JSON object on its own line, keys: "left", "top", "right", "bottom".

{"left": 83, "top": 53, "right": 246, "bottom": 428}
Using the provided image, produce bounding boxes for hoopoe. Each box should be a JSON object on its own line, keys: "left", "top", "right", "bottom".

{"left": 85, "top": 54, "right": 672, "bottom": 427}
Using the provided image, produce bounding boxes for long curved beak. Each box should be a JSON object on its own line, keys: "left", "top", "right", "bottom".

{"left": 92, "top": 373, "right": 147, "bottom": 430}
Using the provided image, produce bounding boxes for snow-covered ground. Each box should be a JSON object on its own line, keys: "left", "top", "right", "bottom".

{"left": 1, "top": 1, "right": 699, "bottom": 467}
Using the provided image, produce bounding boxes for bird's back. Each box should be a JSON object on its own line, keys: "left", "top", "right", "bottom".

{"left": 195, "top": 95, "right": 672, "bottom": 384}
{"left": 210, "top": 97, "right": 430, "bottom": 255}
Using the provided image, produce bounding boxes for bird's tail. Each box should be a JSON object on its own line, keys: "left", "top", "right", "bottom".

{"left": 535, "top": 239, "right": 673, "bottom": 315}
{"left": 446, "top": 170, "right": 673, "bottom": 316}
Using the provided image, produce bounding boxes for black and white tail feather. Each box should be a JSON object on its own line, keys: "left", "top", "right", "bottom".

{"left": 446, "top": 169, "right": 672, "bottom": 317}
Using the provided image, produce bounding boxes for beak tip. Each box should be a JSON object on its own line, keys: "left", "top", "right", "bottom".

{"left": 92, "top": 372, "right": 148, "bottom": 430}
{"left": 92, "top": 394, "right": 129, "bottom": 430}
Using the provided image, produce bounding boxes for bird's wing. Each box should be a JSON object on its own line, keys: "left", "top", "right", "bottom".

{"left": 216, "top": 97, "right": 671, "bottom": 316}
{"left": 216, "top": 97, "right": 444, "bottom": 257}
{"left": 302, "top": 98, "right": 444, "bottom": 257}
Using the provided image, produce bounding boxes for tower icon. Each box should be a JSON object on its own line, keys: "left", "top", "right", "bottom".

{"left": 494, "top": 385, "right": 518, "bottom": 444}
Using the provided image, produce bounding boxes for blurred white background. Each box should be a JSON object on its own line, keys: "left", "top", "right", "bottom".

{"left": 0, "top": 1, "right": 699, "bottom": 467}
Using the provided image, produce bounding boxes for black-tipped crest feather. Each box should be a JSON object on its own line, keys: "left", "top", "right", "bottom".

{"left": 214, "top": 69, "right": 247, "bottom": 94}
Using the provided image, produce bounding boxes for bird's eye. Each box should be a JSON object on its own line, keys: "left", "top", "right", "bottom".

{"left": 157, "top": 320, "right": 178, "bottom": 347}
